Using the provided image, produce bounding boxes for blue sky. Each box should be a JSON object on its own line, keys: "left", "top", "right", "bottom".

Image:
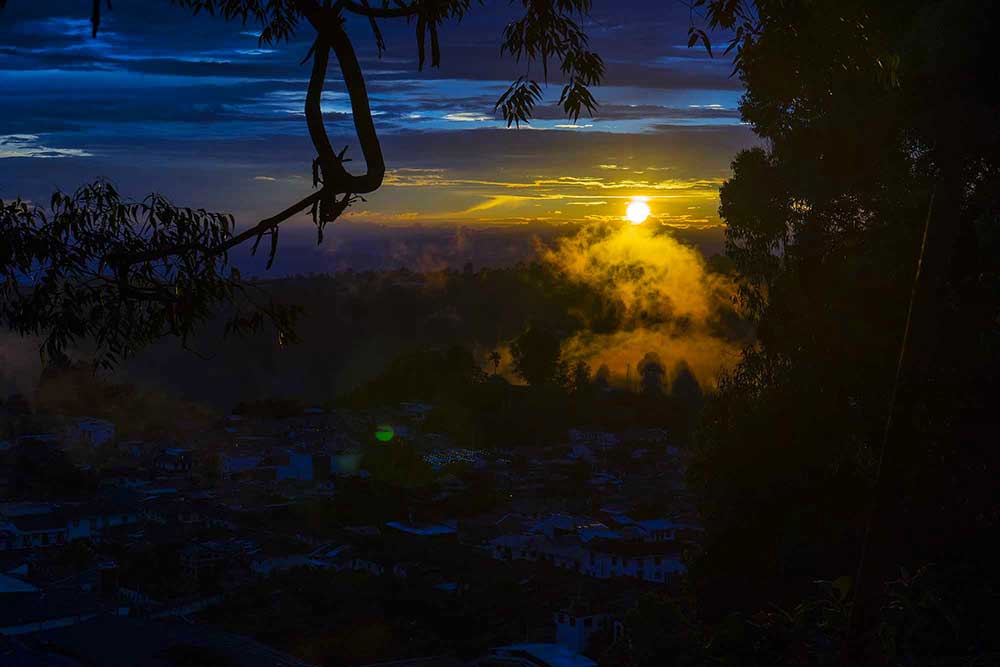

{"left": 0, "top": 0, "right": 757, "bottom": 272}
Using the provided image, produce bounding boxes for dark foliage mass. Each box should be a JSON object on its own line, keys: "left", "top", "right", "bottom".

{"left": 666, "top": 0, "right": 1000, "bottom": 665}
{"left": 0, "top": 182, "right": 300, "bottom": 368}
{"left": 124, "top": 263, "right": 608, "bottom": 406}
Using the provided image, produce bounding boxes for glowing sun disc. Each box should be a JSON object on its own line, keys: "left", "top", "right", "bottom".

{"left": 626, "top": 199, "right": 650, "bottom": 224}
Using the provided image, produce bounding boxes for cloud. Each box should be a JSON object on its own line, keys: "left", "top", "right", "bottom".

{"left": 0, "top": 134, "right": 92, "bottom": 159}
{"left": 443, "top": 112, "right": 494, "bottom": 122}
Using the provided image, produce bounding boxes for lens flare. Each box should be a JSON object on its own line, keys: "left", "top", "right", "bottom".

{"left": 626, "top": 198, "right": 650, "bottom": 224}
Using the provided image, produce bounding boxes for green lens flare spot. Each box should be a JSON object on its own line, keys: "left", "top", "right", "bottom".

{"left": 375, "top": 425, "right": 395, "bottom": 442}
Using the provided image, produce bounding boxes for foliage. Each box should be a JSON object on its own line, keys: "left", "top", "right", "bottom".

{"left": 636, "top": 352, "right": 665, "bottom": 398}
{"left": 569, "top": 359, "right": 591, "bottom": 394}
{"left": 879, "top": 558, "right": 1000, "bottom": 665}
{"left": 510, "top": 322, "right": 565, "bottom": 387}
{"left": 32, "top": 360, "right": 218, "bottom": 437}
{"left": 362, "top": 439, "right": 435, "bottom": 489}
{"left": 232, "top": 397, "right": 306, "bottom": 419}
{"left": 1, "top": 182, "right": 299, "bottom": 367}
{"left": 615, "top": 593, "right": 706, "bottom": 667}
{"left": 687, "top": 0, "right": 1000, "bottom": 660}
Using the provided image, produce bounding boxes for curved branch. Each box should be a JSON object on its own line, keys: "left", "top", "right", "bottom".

{"left": 329, "top": 22, "right": 385, "bottom": 193}
{"left": 306, "top": 18, "right": 385, "bottom": 195}
{"left": 341, "top": 0, "right": 420, "bottom": 18}
{"left": 117, "top": 8, "right": 385, "bottom": 268}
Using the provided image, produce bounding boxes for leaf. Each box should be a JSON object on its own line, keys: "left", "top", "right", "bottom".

{"left": 416, "top": 14, "right": 426, "bottom": 70}
{"left": 700, "top": 30, "right": 713, "bottom": 58}
{"left": 832, "top": 575, "right": 852, "bottom": 602}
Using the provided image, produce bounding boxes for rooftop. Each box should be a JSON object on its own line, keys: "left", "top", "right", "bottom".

{"left": 26, "top": 616, "right": 310, "bottom": 667}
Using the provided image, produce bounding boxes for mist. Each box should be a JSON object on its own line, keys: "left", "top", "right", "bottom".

{"left": 543, "top": 221, "right": 743, "bottom": 389}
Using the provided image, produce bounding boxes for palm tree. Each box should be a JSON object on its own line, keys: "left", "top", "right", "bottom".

{"left": 488, "top": 350, "right": 502, "bottom": 376}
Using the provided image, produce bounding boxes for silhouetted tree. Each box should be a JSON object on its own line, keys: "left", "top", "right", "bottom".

{"left": 688, "top": 0, "right": 1000, "bottom": 660}
{"left": 570, "top": 360, "right": 591, "bottom": 394}
{"left": 488, "top": 350, "right": 502, "bottom": 376}
{"left": 593, "top": 364, "right": 611, "bottom": 391}
{"left": 670, "top": 361, "right": 702, "bottom": 408}
{"left": 510, "top": 324, "right": 563, "bottom": 387}
{"left": 637, "top": 352, "right": 666, "bottom": 398}
{"left": 0, "top": 0, "right": 605, "bottom": 365}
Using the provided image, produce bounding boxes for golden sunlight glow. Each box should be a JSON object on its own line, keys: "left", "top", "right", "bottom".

{"left": 625, "top": 198, "right": 651, "bottom": 225}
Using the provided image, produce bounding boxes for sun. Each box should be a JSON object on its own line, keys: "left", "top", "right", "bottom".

{"left": 625, "top": 198, "right": 651, "bottom": 225}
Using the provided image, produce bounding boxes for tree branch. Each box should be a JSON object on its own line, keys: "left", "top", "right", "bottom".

{"left": 302, "top": 7, "right": 386, "bottom": 195}
{"left": 340, "top": 0, "right": 420, "bottom": 18}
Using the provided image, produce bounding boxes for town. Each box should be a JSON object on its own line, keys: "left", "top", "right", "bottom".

{"left": 1, "top": 387, "right": 700, "bottom": 666}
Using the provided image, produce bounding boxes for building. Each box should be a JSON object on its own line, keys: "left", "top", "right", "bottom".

{"left": 64, "top": 418, "right": 115, "bottom": 448}
{"left": 0, "top": 501, "right": 140, "bottom": 550}
{"left": 490, "top": 513, "right": 688, "bottom": 585}
{"left": 1, "top": 512, "right": 67, "bottom": 551}
{"left": 474, "top": 643, "right": 596, "bottom": 667}
{"left": 21, "top": 615, "right": 310, "bottom": 666}
{"left": 554, "top": 602, "right": 615, "bottom": 655}
{"left": 153, "top": 448, "right": 191, "bottom": 473}
{"left": 582, "top": 539, "right": 686, "bottom": 583}
{"left": 0, "top": 591, "right": 126, "bottom": 636}
{"left": 65, "top": 503, "right": 140, "bottom": 542}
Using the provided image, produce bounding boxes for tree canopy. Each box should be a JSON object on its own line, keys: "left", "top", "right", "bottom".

{"left": 686, "top": 0, "right": 999, "bottom": 661}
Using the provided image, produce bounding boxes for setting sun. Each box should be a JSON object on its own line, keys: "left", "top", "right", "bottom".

{"left": 626, "top": 198, "right": 651, "bottom": 224}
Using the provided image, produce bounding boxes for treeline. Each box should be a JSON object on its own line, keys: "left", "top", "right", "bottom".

{"left": 342, "top": 332, "right": 707, "bottom": 450}
{"left": 122, "top": 261, "right": 742, "bottom": 413}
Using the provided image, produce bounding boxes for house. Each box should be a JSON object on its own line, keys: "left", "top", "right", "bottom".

{"left": 1, "top": 512, "right": 68, "bottom": 551}
{"left": 64, "top": 503, "right": 140, "bottom": 542}
{"left": 0, "top": 572, "right": 38, "bottom": 592}
{"left": 0, "top": 499, "right": 141, "bottom": 550}
{"left": 306, "top": 543, "right": 352, "bottom": 570}
{"left": 490, "top": 533, "right": 586, "bottom": 572}
{"left": 21, "top": 615, "right": 310, "bottom": 666}
{"left": 582, "top": 539, "right": 686, "bottom": 584}
{"left": 154, "top": 448, "right": 191, "bottom": 473}
{"left": 219, "top": 447, "right": 331, "bottom": 482}
{"left": 0, "top": 591, "right": 126, "bottom": 636}
{"left": 554, "top": 602, "right": 615, "bottom": 655}
{"left": 249, "top": 538, "right": 313, "bottom": 576}
{"left": 385, "top": 521, "right": 456, "bottom": 537}
{"left": 351, "top": 555, "right": 386, "bottom": 576}
{"left": 491, "top": 527, "right": 686, "bottom": 585}
{"left": 277, "top": 452, "right": 326, "bottom": 481}
{"left": 219, "top": 452, "right": 263, "bottom": 479}
{"left": 568, "top": 429, "right": 619, "bottom": 451}
{"left": 64, "top": 418, "right": 115, "bottom": 448}
{"left": 178, "top": 543, "right": 227, "bottom": 582}
{"left": 475, "top": 643, "right": 596, "bottom": 667}
{"left": 606, "top": 513, "right": 703, "bottom": 543}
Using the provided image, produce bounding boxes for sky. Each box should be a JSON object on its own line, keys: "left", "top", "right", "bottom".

{"left": 0, "top": 0, "right": 757, "bottom": 274}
